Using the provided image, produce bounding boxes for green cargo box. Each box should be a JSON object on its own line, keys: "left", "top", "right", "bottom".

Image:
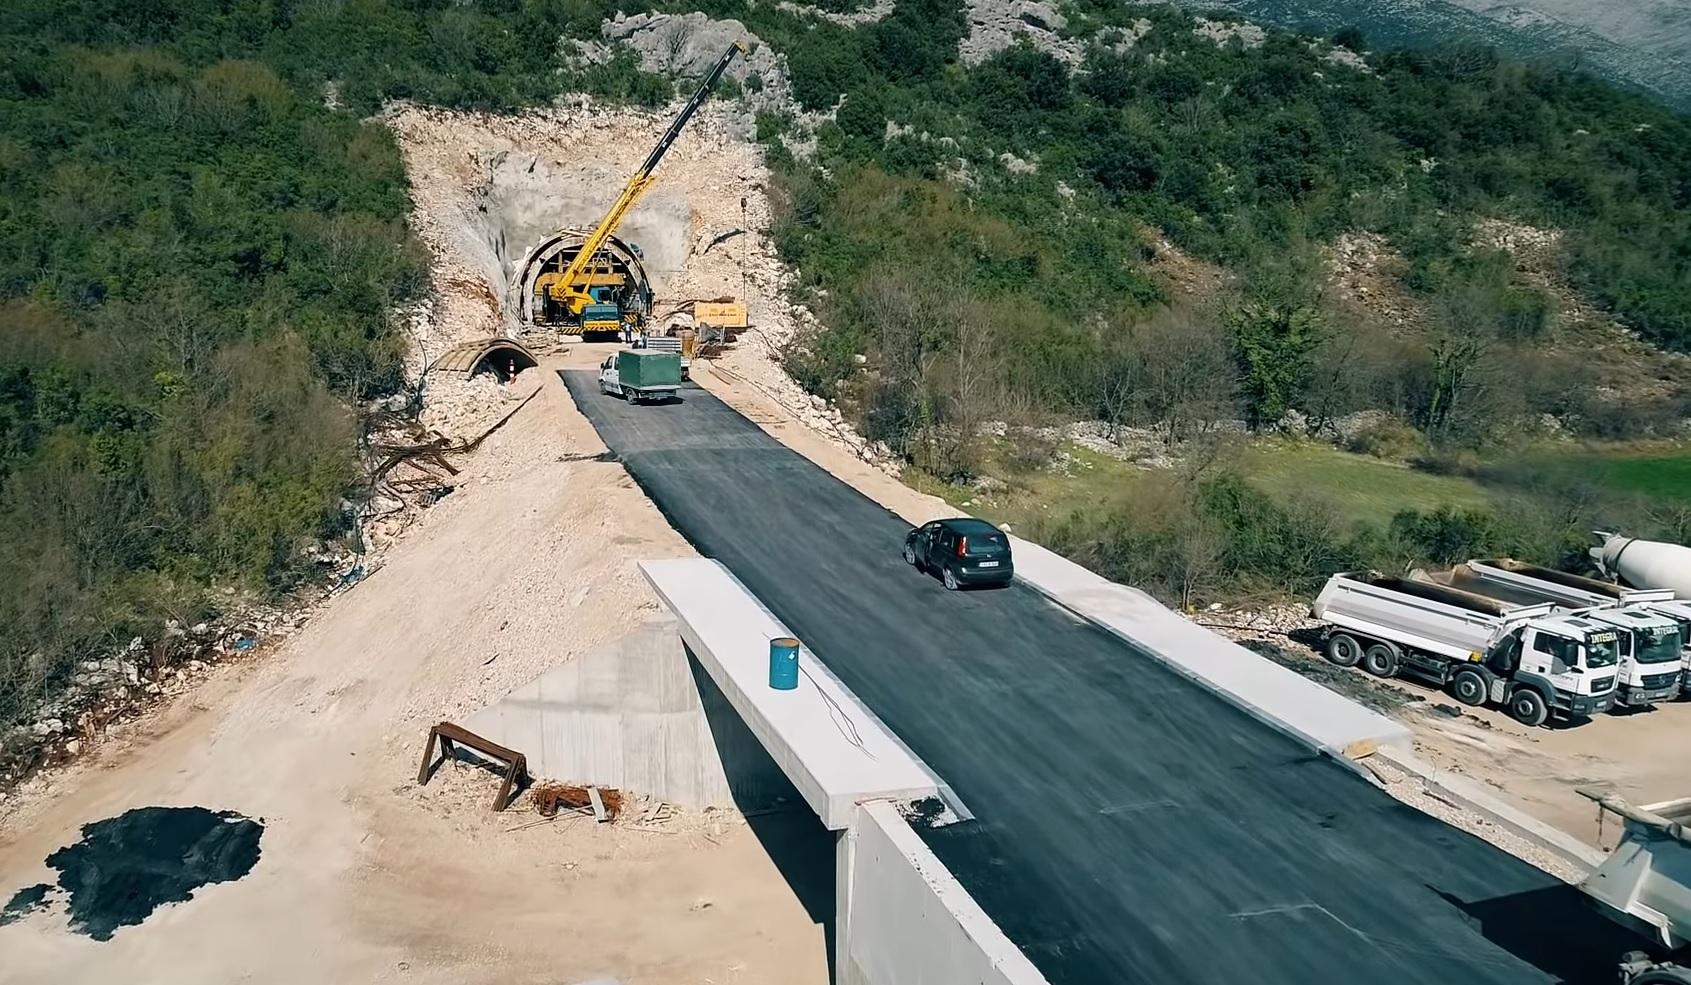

{"left": 617, "top": 349, "right": 682, "bottom": 389}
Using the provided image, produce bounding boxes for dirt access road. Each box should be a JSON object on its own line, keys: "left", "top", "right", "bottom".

{"left": 1399, "top": 691, "right": 1691, "bottom": 845}
{"left": 0, "top": 355, "right": 829, "bottom": 985}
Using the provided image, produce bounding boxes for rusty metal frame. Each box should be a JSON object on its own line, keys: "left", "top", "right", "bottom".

{"left": 417, "top": 721, "right": 529, "bottom": 812}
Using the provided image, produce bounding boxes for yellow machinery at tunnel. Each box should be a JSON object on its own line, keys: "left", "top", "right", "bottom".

{"left": 538, "top": 39, "right": 748, "bottom": 338}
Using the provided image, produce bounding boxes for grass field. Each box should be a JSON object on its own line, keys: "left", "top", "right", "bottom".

{"left": 1591, "top": 452, "right": 1691, "bottom": 504}
{"left": 907, "top": 436, "right": 1500, "bottom": 533}
{"left": 1490, "top": 444, "right": 1691, "bottom": 506}
{"left": 1238, "top": 441, "right": 1497, "bottom": 529}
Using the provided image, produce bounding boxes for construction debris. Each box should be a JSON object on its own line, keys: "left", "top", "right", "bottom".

{"left": 532, "top": 783, "right": 625, "bottom": 820}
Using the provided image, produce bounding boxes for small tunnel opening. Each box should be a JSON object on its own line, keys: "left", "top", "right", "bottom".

{"left": 471, "top": 344, "right": 539, "bottom": 383}
{"left": 427, "top": 338, "right": 541, "bottom": 384}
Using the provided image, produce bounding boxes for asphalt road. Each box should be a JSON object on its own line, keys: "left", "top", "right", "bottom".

{"left": 563, "top": 373, "right": 1635, "bottom": 985}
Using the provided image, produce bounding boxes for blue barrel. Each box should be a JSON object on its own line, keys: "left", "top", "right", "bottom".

{"left": 769, "top": 637, "right": 800, "bottom": 690}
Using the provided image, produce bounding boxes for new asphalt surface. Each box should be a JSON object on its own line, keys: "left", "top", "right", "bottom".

{"left": 563, "top": 373, "right": 1636, "bottom": 985}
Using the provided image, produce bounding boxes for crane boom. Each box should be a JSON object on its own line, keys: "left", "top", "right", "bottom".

{"left": 547, "top": 40, "right": 749, "bottom": 322}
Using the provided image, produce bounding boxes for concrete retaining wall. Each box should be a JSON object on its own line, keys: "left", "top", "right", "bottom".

{"left": 465, "top": 616, "right": 789, "bottom": 809}
{"left": 839, "top": 801, "right": 1048, "bottom": 985}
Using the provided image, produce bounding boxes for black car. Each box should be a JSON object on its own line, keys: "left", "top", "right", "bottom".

{"left": 903, "top": 517, "right": 1014, "bottom": 590}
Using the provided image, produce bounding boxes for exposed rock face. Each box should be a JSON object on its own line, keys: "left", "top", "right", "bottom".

{"left": 776, "top": 0, "right": 895, "bottom": 27}
{"left": 584, "top": 13, "right": 798, "bottom": 131}
{"left": 960, "top": 0, "right": 1083, "bottom": 66}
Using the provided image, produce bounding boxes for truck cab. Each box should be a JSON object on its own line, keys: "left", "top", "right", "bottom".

{"left": 1507, "top": 616, "right": 1622, "bottom": 719}
{"left": 1638, "top": 599, "right": 1691, "bottom": 700}
{"left": 581, "top": 287, "right": 623, "bottom": 335}
{"left": 1583, "top": 608, "right": 1684, "bottom": 708}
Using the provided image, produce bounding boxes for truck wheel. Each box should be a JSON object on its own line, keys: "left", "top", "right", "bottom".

{"left": 1362, "top": 643, "right": 1399, "bottom": 678}
{"left": 1508, "top": 689, "right": 1549, "bottom": 728}
{"left": 1450, "top": 669, "right": 1488, "bottom": 706}
{"left": 1325, "top": 634, "right": 1362, "bottom": 668}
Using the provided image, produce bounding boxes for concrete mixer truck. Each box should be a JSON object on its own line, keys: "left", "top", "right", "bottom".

{"left": 1593, "top": 533, "right": 1691, "bottom": 599}
{"left": 1590, "top": 534, "right": 1691, "bottom": 700}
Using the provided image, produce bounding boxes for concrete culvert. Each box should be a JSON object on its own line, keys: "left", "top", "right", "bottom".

{"left": 428, "top": 338, "right": 540, "bottom": 382}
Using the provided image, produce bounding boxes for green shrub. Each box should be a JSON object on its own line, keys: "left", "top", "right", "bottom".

{"left": 576, "top": 51, "right": 674, "bottom": 107}
{"left": 1386, "top": 507, "right": 1503, "bottom": 566}
{"left": 1344, "top": 417, "right": 1426, "bottom": 460}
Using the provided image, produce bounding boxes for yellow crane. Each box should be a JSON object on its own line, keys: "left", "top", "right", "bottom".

{"left": 538, "top": 39, "right": 749, "bottom": 337}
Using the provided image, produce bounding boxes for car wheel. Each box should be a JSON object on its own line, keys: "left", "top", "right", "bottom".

{"left": 1325, "top": 634, "right": 1362, "bottom": 668}
{"left": 1509, "top": 689, "right": 1549, "bottom": 727}
{"left": 903, "top": 544, "right": 917, "bottom": 566}
{"left": 1361, "top": 643, "right": 1399, "bottom": 678}
{"left": 1451, "top": 668, "right": 1488, "bottom": 706}
{"left": 1632, "top": 964, "right": 1691, "bottom": 984}
{"left": 942, "top": 566, "right": 959, "bottom": 591}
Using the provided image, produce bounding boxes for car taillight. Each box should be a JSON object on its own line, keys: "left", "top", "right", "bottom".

{"left": 956, "top": 536, "right": 967, "bottom": 557}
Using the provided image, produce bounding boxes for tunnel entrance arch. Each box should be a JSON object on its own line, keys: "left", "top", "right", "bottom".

{"left": 514, "top": 229, "right": 654, "bottom": 335}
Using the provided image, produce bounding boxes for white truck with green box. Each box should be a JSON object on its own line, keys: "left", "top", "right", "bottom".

{"left": 598, "top": 349, "right": 681, "bottom": 404}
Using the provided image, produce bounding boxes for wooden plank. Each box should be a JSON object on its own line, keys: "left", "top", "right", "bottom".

{"left": 587, "top": 786, "right": 609, "bottom": 823}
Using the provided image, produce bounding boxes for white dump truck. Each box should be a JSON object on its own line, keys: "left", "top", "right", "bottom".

{"left": 1649, "top": 599, "right": 1691, "bottom": 699}
{"left": 1578, "top": 789, "right": 1691, "bottom": 984}
{"left": 1311, "top": 572, "right": 1619, "bottom": 725}
{"left": 1437, "top": 560, "right": 1684, "bottom": 708}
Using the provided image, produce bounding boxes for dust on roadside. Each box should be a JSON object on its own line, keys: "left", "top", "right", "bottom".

{"left": 1202, "top": 601, "right": 1691, "bottom": 849}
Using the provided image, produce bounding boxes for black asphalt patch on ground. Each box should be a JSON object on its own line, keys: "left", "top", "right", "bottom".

{"left": 3, "top": 806, "right": 263, "bottom": 941}
{"left": 0, "top": 883, "right": 53, "bottom": 926}
{"left": 562, "top": 373, "right": 1638, "bottom": 984}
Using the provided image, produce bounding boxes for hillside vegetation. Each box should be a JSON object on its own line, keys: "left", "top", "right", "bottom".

{"left": 740, "top": 1, "right": 1691, "bottom": 605}
{"left": 763, "top": 3, "right": 1691, "bottom": 444}
{"left": 1, "top": 0, "right": 1688, "bottom": 723}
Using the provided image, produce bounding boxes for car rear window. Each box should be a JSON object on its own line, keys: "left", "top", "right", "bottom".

{"left": 962, "top": 532, "right": 1007, "bottom": 555}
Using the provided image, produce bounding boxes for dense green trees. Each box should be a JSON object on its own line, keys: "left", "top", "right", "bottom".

{"left": 0, "top": 12, "right": 432, "bottom": 724}
{"left": 769, "top": 3, "right": 1691, "bottom": 465}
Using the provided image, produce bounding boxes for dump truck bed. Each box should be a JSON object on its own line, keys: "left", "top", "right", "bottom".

{"left": 1312, "top": 572, "right": 1555, "bottom": 661}
{"left": 1579, "top": 791, "right": 1691, "bottom": 954}
{"left": 1464, "top": 559, "right": 1673, "bottom": 608}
